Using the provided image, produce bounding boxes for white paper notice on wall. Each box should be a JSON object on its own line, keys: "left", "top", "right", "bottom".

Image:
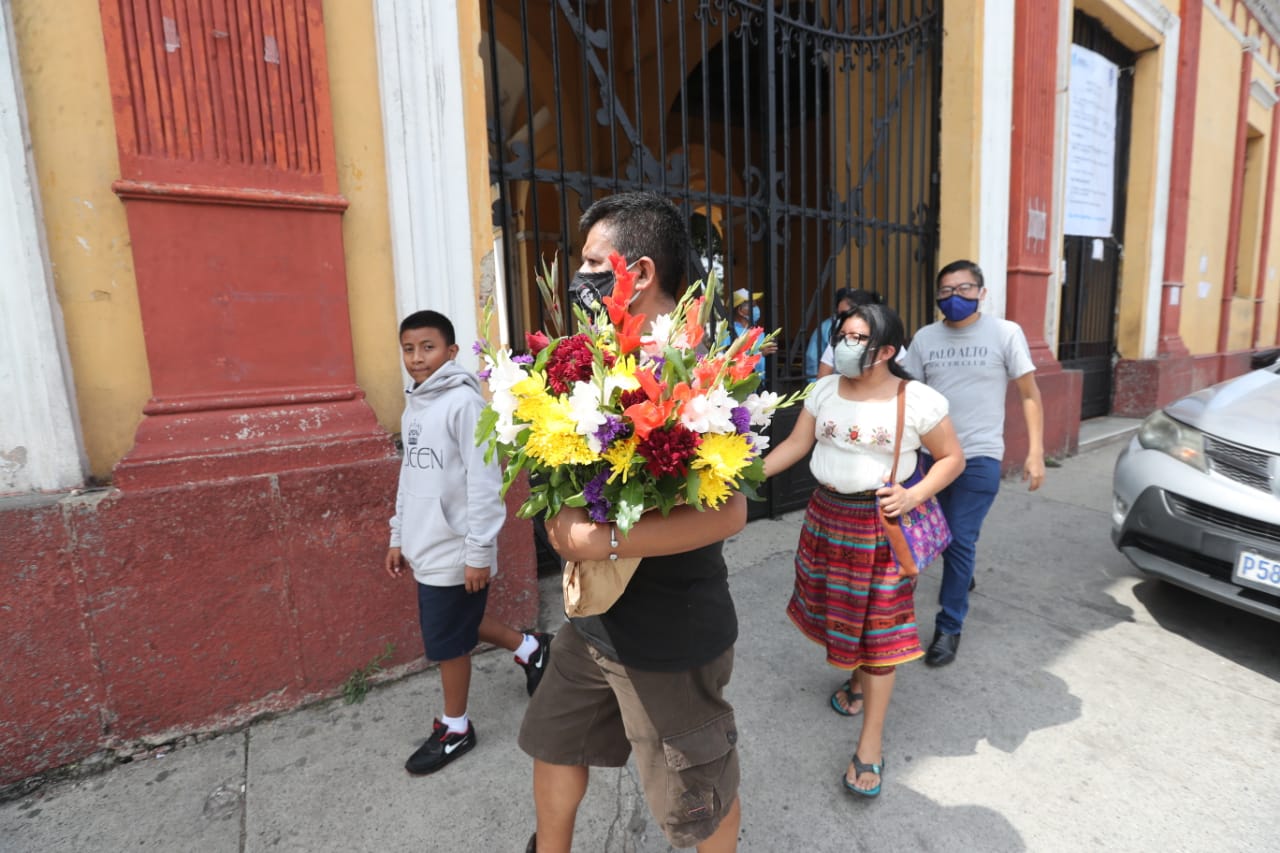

{"left": 1200, "top": 254, "right": 1209, "bottom": 274}
{"left": 1170, "top": 287, "right": 1180, "bottom": 306}
{"left": 1091, "top": 238, "right": 1104, "bottom": 260}
{"left": 1198, "top": 281, "right": 1212, "bottom": 299}
{"left": 1064, "top": 46, "right": 1119, "bottom": 237}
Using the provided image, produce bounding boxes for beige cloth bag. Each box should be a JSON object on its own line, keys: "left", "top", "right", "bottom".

{"left": 562, "top": 556, "right": 643, "bottom": 617}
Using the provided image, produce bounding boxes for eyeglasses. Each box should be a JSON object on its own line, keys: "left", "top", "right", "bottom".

{"left": 837, "top": 332, "right": 872, "bottom": 346}
{"left": 936, "top": 282, "right": 980, "bottom": 298}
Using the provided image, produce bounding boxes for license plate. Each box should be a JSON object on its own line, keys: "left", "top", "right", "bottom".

{"left": 1234, "top": 550, "right": 1280, "bottom": 595}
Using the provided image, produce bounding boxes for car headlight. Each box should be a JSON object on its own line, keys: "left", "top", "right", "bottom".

{"left": 1137, "top": 410, "right": 1207, "bottom": 471}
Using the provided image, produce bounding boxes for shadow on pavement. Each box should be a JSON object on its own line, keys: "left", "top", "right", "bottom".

{"left": 1131, "top": 578, "right": 1280, "bottom": 683}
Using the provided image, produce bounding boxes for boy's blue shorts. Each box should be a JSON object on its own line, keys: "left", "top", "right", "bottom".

{"left": 417, "top": 581, "right": 489, "bottom": 661}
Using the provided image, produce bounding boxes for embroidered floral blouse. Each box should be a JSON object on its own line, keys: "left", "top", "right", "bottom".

{"left": 803, "top": 375, "right": 949, "bottom": 493}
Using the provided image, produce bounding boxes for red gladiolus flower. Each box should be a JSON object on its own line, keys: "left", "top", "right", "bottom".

{"left": 635, "top": 367, "right": 665, "bottom": 402}
{"left": 603, "top": 252, "right": 637, "bottom": 326}
{"left": 526, "top": 330, "right": 551, "bottom": 355}
{"left": 616, "top": 311, "right": 646, "bottom": 355}
{"left": 728, "top": 354, "right": 760, "bottom": 382}
{"left": 624, "top": 399, "right": 675, "bottom": 441}
{"left": 637, "top": 423, "right": 701, "bottom": 479}
{"left": 682, "top": 298, "right": 705, "bottom": 349}
{"left": 693, "top": 356, "right": 726, "bottom": 388}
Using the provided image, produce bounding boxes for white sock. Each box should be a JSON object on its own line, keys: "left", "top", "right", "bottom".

{"left": 514, "top": 633, "right": 539, "bottom": 664}
{"left": 441, "top": 712, "right": 468, "bottom": 734}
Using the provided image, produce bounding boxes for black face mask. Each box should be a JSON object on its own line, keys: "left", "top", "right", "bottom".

{"left": 569, "top": 269, "right": 616, "bottom": 313}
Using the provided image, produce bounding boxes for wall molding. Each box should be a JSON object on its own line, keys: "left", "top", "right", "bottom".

{"left": 1205, "top": 0, "right": 1280, "bottom": 82}
{"left": 0, "top": 3, "right": 85, "bottom": 492}
{"left": 1252, "top": 76, "right": 1280, "bottom": 107}
{"left": 374, "top": 0, "right": 481, "bottom": 373}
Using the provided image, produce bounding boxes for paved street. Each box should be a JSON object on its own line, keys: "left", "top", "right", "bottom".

{"left": 3, "top": 438, "right": 1279, "bottom": 852}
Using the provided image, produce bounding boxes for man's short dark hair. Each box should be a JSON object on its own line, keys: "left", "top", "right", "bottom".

{"left": 579, "top": 192, "right": 690, "bottom": 298}
{"left": 936, "top": 259, "right": 985, "bottom": 290}
{"left": 399, "top": 309, "right": 455, "bottom": 346}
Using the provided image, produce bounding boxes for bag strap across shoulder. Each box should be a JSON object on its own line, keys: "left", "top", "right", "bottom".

{"left": 887, "top": 379, "right": 908, "bottom": 484}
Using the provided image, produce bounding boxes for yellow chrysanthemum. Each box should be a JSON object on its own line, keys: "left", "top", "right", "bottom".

{"left": 526, "top": 426, "right": 598, "bottom": 467}
{"left": 511, "top": 373, "right": 547, "bottom": 399}
{"left": 602, "top": 436, "right": 640, "bottom": 483}
{"left": 696, "top": 471, "right": 733, "bottom": 507}
{"left": 522, "top": 396, "right": 599, "bottom": 466}
{"left": 691, "top": 432, "right": 753, "bottom": 482}
{"left": 606, "top": 355, "right": 641, "bottom": 394}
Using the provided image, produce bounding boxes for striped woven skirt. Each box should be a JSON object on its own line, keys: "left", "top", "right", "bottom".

{"left": 786, "top": 487, "right": 923, "bottom": 670}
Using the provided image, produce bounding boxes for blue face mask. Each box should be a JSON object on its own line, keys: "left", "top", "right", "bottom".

{"left": 749, "top": 305, "right": 760, "bottom": 324}
{"left": 937, "top": 294, "right": 979, "bottom": 323}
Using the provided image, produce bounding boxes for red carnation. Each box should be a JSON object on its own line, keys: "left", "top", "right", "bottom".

{"left": 618, "top": 388, "right": 649, "bottom": 409}
{"left": 546, "top": 334, "right": 595, "bottom": 395}
{"left": 637, "top": 423, "right": 701, "bottom": 479}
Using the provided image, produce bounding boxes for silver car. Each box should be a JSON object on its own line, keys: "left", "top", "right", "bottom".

{"left": 1111, "top": 359, "right": 1280, "bottom": 623}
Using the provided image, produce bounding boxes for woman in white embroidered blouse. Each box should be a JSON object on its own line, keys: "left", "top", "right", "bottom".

{"left": 764, "top": 303, "right": 963, "bottom": 798}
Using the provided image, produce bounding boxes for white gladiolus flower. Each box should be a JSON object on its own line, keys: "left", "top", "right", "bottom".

{"left": 567, "top": 380, "right": 608, "bottom": 452}
{"left": 485, "top": 349, "right": 528, "bottom": 393}
{"left": 744, "top": 391, "right": 783, "bottom": 426}
{"left": 643, "top": 313, "right": 676, "bottom": 351}
{"left": 679, "top": 385, "right": 736, "bottom": 434}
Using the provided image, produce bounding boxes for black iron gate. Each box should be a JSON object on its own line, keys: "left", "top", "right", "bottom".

{"left": 1059, "top": 12, "right": 1134, "bottom": 418}
{"left": 482, "top": 0, "right": 942, "bottom": 519}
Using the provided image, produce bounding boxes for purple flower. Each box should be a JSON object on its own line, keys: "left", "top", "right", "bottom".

{"left": 583, "top": 470, "right": 612, "bottom": 523}
{"left": 513, "top": 353, "right": 534, "bottom": 365}
{"left": 472, "top": 339, "right": 486, "bottom": 355}
{"left": 477, "top": 368, "right": 492, "bottom": 381}
{"left": 593, "top": 415, "right": 631, "bottom": 450}
{"left": 730, "top": 406, "right": 751, "bottom": 434}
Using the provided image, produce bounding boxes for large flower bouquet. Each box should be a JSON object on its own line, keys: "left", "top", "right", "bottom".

{"left": 475, "top": 253, "right": 805, "bottom": 533}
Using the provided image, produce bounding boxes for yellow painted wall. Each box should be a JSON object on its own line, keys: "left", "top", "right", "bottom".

{"left": 1180, "top": 15, "right": 1243, "bottom": 354}
{"left": 457, "top": 1, "right": 500, "bottom": 355}
{"left": 1113, "top": 48, "right": 1162, "bottom": 358}
{"left": 937, "top": 1, "right": 982, "bottom": 266}
{"left": 12, "top": 0, "right": 148, "bottom": 479}
{"left": 1075, "top": 0, "right": 1162, "bottom": 360}
{"left": 322, "top": 1, "right": 401, "bottom": 432}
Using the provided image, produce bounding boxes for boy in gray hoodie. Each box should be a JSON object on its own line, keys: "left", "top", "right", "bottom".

{"left": 385, "top": 309, "right": 551, "bottom": 775}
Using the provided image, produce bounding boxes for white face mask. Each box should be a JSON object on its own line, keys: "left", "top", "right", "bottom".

{"left": 833, "top": 339, "right": 869, "bottom": 378}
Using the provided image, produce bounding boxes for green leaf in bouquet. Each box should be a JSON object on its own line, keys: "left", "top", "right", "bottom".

{"left": 562, "top": 492, "right": 587, "bottom": 508}
{"left": 535, "top": 256, "right": 566, "bottom": 338}
{"left": 684, "top": 469, "right": 703, "bottom": 508}
{"left": 517, "top": 489, "right": 549, "bottom": 519}
{"left": 662, "top": 345, "right": 692, "bottom": 383}
{"left": 736, "top": 477, "right": 763, "bottom": 502}
{"left": 475, "top": 406, "right": 499, "bottom": 447}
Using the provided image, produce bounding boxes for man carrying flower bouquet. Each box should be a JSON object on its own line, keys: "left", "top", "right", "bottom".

{"left": 510, "top": 193, "right": 752, "bottom": 853}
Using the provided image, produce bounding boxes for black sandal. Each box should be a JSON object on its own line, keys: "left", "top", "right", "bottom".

{"left": 829, "top": 680, "right": 864, "bottom": 717}
{"left": 842, "top": 753, "right": 883, "bottom": 798}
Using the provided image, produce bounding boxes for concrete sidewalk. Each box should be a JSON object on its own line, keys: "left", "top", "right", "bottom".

{"left": 5, "top": 437, "right": 1280, "bottom": 852}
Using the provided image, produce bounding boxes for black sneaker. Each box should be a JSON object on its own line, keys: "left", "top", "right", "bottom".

{"left": 405, "top": 719, "right": 476, "bottom": 775}
{"left": 517, "top": 632, "right": 553, "bottom": 696}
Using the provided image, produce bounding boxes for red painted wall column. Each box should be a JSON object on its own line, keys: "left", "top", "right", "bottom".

{"left": 1005, "top": 0, "right": 1080, "bottom": 460}
{"left": 98, "top": 1, "right": 391, "bottom": 488}
{"left": 1218, "top": 46, "right": 1256, "bottom": 359}
{"left": 1254, "top": 84, "right": 1280, "bottom": 348}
